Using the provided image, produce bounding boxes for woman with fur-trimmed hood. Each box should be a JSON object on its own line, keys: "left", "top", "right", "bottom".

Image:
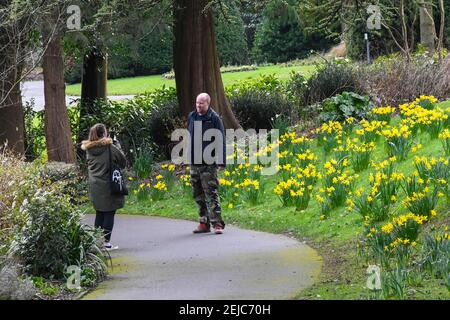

{"left": 81, "top": 123, "right": 127, "bottom": 250}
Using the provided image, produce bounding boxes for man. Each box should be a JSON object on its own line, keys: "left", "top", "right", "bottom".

{"left": 187, "top": 93, "right": 226, "bottom": 234}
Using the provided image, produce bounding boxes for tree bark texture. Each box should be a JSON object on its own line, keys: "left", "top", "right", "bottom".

{"left": 0, "top": 21, "right": 25, "bottom": 154}
{"left": 77, "top": 48, "right": 108, "bottom": 159}
{"left": 173, "top": 0, "right": 240, "bottom": 129}
{"left": 42, "top": 32, "right": 76, "bottom": 163}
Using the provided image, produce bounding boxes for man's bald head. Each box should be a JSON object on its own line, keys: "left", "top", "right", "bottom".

{"left": 196, "top": 93, "right": 211, "bottom": 115}
{"left": 197, "top": 93, "right": 211, "bottom": 104}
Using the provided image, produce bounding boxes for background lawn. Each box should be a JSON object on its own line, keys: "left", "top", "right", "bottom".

{"left": 65, "top": 64, "right": 317, "bottom": 96}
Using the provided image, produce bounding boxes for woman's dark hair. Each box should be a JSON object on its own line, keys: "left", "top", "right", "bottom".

{"left": 88, "top": 123, "right": 108, "bottom": 141}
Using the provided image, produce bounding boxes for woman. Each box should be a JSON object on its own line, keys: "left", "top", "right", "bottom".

{"left": 81, "top": 123, "right": 127, "bottom": 250}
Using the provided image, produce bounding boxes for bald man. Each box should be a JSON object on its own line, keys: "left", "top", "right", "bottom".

{"left": 187, "top": 93, "right": 226, "bottom": 234}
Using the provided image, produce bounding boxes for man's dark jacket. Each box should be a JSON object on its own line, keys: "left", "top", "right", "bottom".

{"left": 187, "top": 107, "right": 226, "bottom": 166}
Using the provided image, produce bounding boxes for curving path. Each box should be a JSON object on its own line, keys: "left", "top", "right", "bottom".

{"left": 22, "top": 81, "right": 134, "bottom": 111}
{"left": 82, "top": 214, "right": 322, "bottom": 300}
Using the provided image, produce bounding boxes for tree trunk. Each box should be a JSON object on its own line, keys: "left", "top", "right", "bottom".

{"left": 77, "top": 48, "right": 108, "bottom": 160}
{"left": 0, "top": 26, "right": 25, "bottom": 155}
{"left": 42, "top": 34, "right": 76, "bottom": 163}
{"left": 420, "top": 1, "right": 436, "bottom": 53}
{"left": 173, "top": 0, "right": 240, "bottom": 129}
{"left": 436, "top": 0, "right": 445, "bottom": 60}
{"left": 0, "top": 68, "right": 25, "bottom": 155}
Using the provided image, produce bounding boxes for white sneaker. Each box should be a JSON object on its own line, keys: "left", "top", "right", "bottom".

{"left": 104, "top": 242, "right": 119, "bottom": 251}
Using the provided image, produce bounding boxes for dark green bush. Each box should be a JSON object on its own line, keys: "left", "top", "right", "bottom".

{"left": 75, "top": 86, "right": 180, "bottom": 163}
{"left": 23, "top": 101, "right": 46, "bottom": 161}
{"left": 64, "top": 1, "right": 249, "bottom": 82}
{"left": 41, "top": 162, "right": 89, "bottom": 205}
{"left": 227, "top": 74, "right": 297, "bottom": 130}
{"left": 301, "top": 60, "right": 362, "bottom": 107}
{"left": 229, "top": 93, "right": 295, "bottom": 131}
{"left": 147, "top": 98, "right": 184, "bottom": 159}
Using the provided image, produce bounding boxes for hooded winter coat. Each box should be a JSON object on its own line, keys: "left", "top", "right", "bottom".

{"left": 81, "top": 137, "right": 127, "bottom": 212}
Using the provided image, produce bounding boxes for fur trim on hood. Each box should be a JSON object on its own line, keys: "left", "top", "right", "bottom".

{"left": 81, "top": 137, "right": 113, "bottom": 151}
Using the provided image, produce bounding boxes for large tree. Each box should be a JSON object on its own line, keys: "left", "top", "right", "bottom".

{"left": 73, "top": 0, "right": 166, "bottom": 157}
{"left": 41, "top": 5, "right": 75, "bottom": 163}
{"left": 0, "top": 0, "right": 34, "bottom": 155}
{"left": 173, "top": 0, "right": 240, "bottom": 129}
{"left": 72, "top": 1, "right": 110, "bottom": 160}
{"left": 0, "top": 9, "right": 25, "bottom": 154}
{"left": 1, "top": 0, "right": 76, "bottom": 161}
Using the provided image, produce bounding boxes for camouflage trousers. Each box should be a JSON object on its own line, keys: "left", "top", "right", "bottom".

{"left": 190, "top": 165, "right": 225, "bottom": 227}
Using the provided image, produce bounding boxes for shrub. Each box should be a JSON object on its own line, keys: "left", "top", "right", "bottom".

{"left": 146, "top": 98, "right": 184, "bottom": 159}
{"left": 75, "top": 86, "right": 180, "bottom": 162}
{"left": 135, "top": 25, "right": 173, "bottom": 76}
{"left": 8, "top": 182, "right": 107, "bottom": 281}
{"left": 227, "top": 75, "right": 296, "bottom": 130}
{"left": 1, "top": 155, "right": 107, "bottom": 283}
{"left": 252, "top": 0, "right": 309, "bottom": 62}
{"left": 23, "top": 101, "right": 46, "bottom": 161}
{"left": 356, "top": 56, "right": 450, "bottom": 106}
{"left": 40, "top": 162, "right": 89, "bottom": 205}
{"left": 301, "top": 61, "right": 361, "bottom": 108}
{"left": 285, "top": 71, "right": 308, "bottom": 115}
{"left": 317, "top": 91, "right": 372, "bottom": 123}
{"left": 230, "top": 90, "right": 296, "bottom": 131}
{"left": 226, "top": 74, "right": 285, "bottom": 97}
{"left": 0, "top": 151, "right": 29, "bottom": 251}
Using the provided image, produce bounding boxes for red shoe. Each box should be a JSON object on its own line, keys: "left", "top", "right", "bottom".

{"left": 193, "top": 223, "right": 211, "bottom": 234}
{"left": 213, "top": 223, "right": 224, "bottom": 234}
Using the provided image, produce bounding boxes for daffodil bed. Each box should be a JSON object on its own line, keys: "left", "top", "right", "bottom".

{"left": 117, "top": 96, "right": 449, "bottom": 300}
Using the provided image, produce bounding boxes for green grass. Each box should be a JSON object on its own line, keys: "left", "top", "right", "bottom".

{"left": 438, "top": 100, "right": 450, "bottom": 108}
{"left": 65, "top": 64, "right": 317, "bottom": 96}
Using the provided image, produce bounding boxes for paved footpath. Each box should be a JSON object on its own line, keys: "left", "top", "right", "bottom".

{"left": 82, "top": 214, "right": 322, "bottom": 300}
{"left": 22, "top": 81, "right": 134, "bottom": 111}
